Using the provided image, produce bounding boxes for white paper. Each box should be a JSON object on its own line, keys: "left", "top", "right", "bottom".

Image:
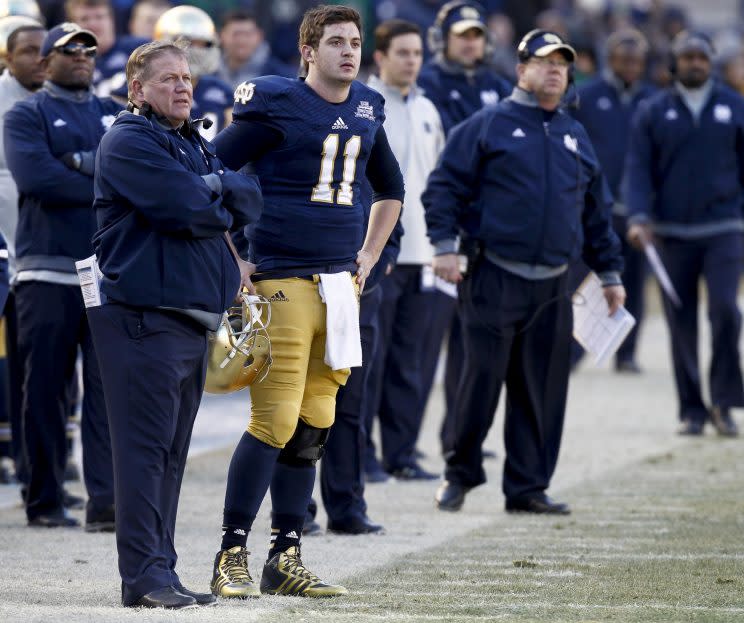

{"left": 643, "top": 242, "right": 681, "bottom": 308}
{"left": 75, "top": 255, "right": 106, "bottom": 308}
{"left": 572, "top": 272, "right": 636, "bottom": 366}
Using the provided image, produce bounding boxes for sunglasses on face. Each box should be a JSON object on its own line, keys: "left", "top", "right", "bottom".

{"left": 55, "top": 43, "right": 97, "bottom": 58}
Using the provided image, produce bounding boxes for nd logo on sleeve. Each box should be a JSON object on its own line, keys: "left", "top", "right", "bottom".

{"left": 234, "top": 82, "right": 255, "bottom": 105}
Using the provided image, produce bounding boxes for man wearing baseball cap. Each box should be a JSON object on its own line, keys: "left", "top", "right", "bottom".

{"left": 625, "top": 30, "right": 744, "bottom": 437}
{"left": 415, "top": 2, "right": 513, "bottom": 471}
{"left": 4, "top": 21, "right": 120, "bottom": 529}
{"left": 424, "top": 29, "right": 624, "bottom": 514}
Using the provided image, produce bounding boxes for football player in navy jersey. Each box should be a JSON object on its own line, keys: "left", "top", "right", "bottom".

{"left": 208, "top": 4, "right": 404, "bottom": 599}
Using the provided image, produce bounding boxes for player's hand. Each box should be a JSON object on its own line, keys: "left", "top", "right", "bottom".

{"left": 603, "top": 284, "right": 626, "bottom": 315}
{"left": 626, "top": 223, "right": 651, "bottom": 250}
{"left": 237, "top": 259, "right": 257, "bottom": 296}
{"left": 355, "top": 248, "right": 377, "bottom": 293}
{"left": 432, "top": 253, "right": 462, "bottom": 284}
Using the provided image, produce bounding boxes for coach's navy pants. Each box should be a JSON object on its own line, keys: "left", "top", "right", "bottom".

{"left": 17, "top": 282, "right": 112, "bottom": 520}
{"left": 370, "top": 266, "right": 438, "bottom": 471}
{"left": 88, "top": 303, "right": 207, "bottom": 606}
{"left": 321, "top": 285, "right": 382, "bottom": 522}
{"left": 444, "top": 261, "right": 572, "bottom": 500}
{"left": 658, "top": 233, "right": 744, "bottom": 422}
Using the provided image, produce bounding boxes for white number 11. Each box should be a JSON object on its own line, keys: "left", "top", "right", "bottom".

{"left": 311, "top": 134, "right": 361, "bottom": 206}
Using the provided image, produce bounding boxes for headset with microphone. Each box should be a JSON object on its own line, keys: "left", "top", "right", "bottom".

{"left": 427, "top": 0, "right": 493, "bottom": 57}
{"left": 126, "top": 99, "right": 214, "bottom": 133}
{"left": 517, "top": 28, "right": 579, "bottom": 109}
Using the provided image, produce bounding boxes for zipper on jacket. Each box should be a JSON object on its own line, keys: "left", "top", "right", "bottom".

{"left": 535, "top": 120, "right": 551, "bottom": 263}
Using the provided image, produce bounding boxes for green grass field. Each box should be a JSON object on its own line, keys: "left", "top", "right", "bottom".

{"left": 264, "top": 439, "right": 744, "bottom": 623}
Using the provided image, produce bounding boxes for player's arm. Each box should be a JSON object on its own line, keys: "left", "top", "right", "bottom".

{"left": 212, "top": 118, "right": 284, "bottom": 171}
{"left": 358, "top": 125, "right": 404, "bottom": 291}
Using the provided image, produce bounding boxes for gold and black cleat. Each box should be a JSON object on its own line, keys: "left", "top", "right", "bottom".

{"left": 210, "top": 546, "right": 261, "bottom": 598}
{"left": 260, "top": 546, "right": 348, "bottom": 597}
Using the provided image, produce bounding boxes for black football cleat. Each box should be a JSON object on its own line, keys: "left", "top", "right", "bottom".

{"left": 173, "top": 583, "right": 217, "bottom": 606}
{"left": 129, "top": 586, "right": 197, "bottom": 609}
{"left": 505, "top": 493, "right": 571, "bottom": 515}
{"left": 260, "top": 546, "right": 348, "bottom": 597}
{"left": 28, "top": 508, "right": 80, "bottom": 528}
{"left": 327, "top": 515, "right": 385, "bottom": 535}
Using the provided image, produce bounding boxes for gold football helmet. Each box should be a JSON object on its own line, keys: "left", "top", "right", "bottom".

{"left": 0, "top": 0, "right": 42, "bottom": 20}
{"left": 154, "top": 5, "right": 219, "bottom": 78}
{"left": 205, "top": 293, "right": 272, "bottom": 394}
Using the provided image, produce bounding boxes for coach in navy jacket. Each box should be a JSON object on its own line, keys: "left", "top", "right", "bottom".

{"left": 88, "top": 40, "right": 261, "bottom": 610}
{"left": 425, "top": 30, "right": 624, "bottom": 515}
{"left": 572, "top": 29, "right": 655, "bottom": 371}
{"left": 3, "top": 23, "right": 120, "bottom": 530}
{"left": 624, "top": 31, "right": 744, "bottom": 436}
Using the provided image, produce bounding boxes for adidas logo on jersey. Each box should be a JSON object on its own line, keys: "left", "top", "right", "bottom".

{"left": 331, "top": 117, "right": 348, "bottom": 130}
{"left": 269, "top": 290, "right": 289, "bottom": 302}
{"left": 285, "top": 531, "right": 299, "bottom": 539}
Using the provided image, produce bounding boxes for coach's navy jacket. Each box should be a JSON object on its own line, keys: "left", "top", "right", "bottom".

{"left": 93, "top": 112, "right": 262, "bottom": 319}
{"left": 3, "top": 83, "right": 121, "bottom": 274}
{"left": 417, "top": 58, "right": 512, "bottom": 135}
{"left": 573, "top": 74, "right": 655, "bottom": 201}
{"left": 623, "top": 81, "right": 744, "bottom": 236}
{"left": 423, "top": 88, "right": 622, "bottom": 275}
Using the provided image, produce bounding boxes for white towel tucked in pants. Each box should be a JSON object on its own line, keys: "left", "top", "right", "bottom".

{"left": 319, "top": 272, "right": 362, "bottom": 370}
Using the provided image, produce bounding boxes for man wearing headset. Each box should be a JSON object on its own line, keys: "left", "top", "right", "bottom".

{"left": 416, "top": 1, "right": 512, "bottom": 462}
{"left": 424, "top": 30, "right": 625, "bottom": 514}
{"left": 625, "top": 31, "right": 744, "bottom": 437}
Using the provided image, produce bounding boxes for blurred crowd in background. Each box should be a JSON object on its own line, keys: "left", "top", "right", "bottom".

{"left": 2, "top": 0, "right": 743, "bottom": 94}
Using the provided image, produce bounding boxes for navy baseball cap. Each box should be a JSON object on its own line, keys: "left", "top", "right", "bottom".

{"left": 671, "top": 31, "right": 714, "bottom": 59}
{"left": 518, "top": 30, "right": 576, "bottom": 63}
{"left": 442, "top": 4, "right": 486, "bottom": 37}
{"left": 41, "top": 22, "right": 97, "bottom": 57}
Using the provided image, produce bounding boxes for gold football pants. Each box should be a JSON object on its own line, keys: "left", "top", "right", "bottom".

{"left": 248, "top": 276, "right": 353, "bottom": 448}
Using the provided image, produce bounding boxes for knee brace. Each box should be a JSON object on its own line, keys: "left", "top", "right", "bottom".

{"left": 276, "top": 420, "right": 330, "bottom": 467}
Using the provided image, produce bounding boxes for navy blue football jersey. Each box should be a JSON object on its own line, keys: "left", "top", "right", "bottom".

{"left": 192, "top": 75, "right": 233, "bottom": 141}
{"left": 228, "top": 76, "right": 387, "bottom": 272}
{"left": 93, "top": 36, "right": 149, "bottom": 97}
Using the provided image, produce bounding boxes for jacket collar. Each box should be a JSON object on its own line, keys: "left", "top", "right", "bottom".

{"left": 42, "top": 79, "right": 92, "bottom": 103}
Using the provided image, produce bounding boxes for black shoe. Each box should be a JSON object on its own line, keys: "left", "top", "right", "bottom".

{"left": 174, "top": 583, "right": 217, "bottom": 606}
{"left": 709, "top": 406, "right": 738, "bottom": 437}
{"left": 364, "top": 465, "right": 390, "bottom": 483}
{"left": 677, "top": 418, "right": 705, "bottom": 436}
{"left": 615, "top": 359, "right": 642, "bottom": 374}
{"left": 327, "top": 515, "right": 385, "bottom": 535}
{"left": 129, "top": 586, "right": 197, "bottom": 609}
{"left": 434, "top": 480, "right": 471, "bottom": 512}
{"left": 63, "top": 490, "right": 85, "bottom": 510}
{"left": 302, "top": 519, "right": 323, "bottom": 537}
{"left": 85, "top": 502, "right": 115, "bottom": 533}
{"left": 389, "top": 464, "right": 439, "bottom": 481}
{"left": 64, "top": 460, "right": 81, "bottom": 483}
{"left": 505, "top": 493, "right": 571, "bottom": 515}
{"left": 28, "top": 508, "right": 80, "bottom": 528}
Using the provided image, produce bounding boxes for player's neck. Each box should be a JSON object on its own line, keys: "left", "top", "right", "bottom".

{"left": 304, "top": 72, "right": 351, "bottom": 103}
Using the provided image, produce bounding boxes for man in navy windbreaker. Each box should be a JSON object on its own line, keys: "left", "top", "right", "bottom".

{"left": 625, "top": 31, "right": 744, "bottom": 437}
{"left": 572, "top": 29, "right": 655, "bottom": 373}
{"left": 4, "top": 22, "right": 120, "bottom": 530}
{"left": 88, "top": 40, "right": 262, "bottom": 609}
{"left": 424, "top": 30, "right": 625, "bottom": 515}
{"left": 416, "top": 0, "right": 512, "bottom": 461}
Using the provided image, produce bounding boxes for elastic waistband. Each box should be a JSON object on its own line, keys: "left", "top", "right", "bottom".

{"left": 252, "top": 262, "right": 357, "bottom": 283}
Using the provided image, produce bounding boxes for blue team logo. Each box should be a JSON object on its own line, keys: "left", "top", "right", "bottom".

{"left": 234, "top": 82, "right": 255, "bottom": 105}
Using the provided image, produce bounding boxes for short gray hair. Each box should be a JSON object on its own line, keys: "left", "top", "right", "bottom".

{"left": 126, "top": 39, "right": 189, "bottom": 99}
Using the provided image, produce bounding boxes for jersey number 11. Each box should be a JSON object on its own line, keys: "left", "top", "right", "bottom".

{"left": 311, "top": 134, "right": 361, "bottom": 206}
